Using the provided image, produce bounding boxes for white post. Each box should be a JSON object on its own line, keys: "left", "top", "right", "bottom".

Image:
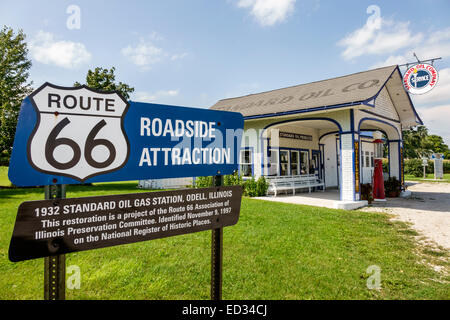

{"left": 340, "top": 133, "right": 356, "bottom": 201}
{"left": 389, "top": 141, "right": 400, "bottom": 180}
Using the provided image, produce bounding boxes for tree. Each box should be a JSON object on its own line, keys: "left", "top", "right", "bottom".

{"left": 424, "top": 135, "right": 450, "bottom": 158}
{"left": 402, "top": 126, "right": 450, "bottom": 158}
{"left": 402, "top": 126, "right": 430, "bottom": 158}
{"left": 0, "top": 26, "right": 33, "bottom": 161}
{"left": 74, "top": 67, "right": 134, "bottom": 100}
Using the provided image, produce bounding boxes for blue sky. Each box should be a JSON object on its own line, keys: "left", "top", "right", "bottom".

{"left": 2, "top": 0, "right": 450, "bottom": 143}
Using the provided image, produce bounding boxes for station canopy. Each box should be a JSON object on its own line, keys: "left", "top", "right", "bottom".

{"left": 210, "top": 65, "right": 422, "bottom": 128}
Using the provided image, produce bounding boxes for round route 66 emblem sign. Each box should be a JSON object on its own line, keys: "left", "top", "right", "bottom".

{"left": 403, "top": 63, "right": 439, "bottom": 95}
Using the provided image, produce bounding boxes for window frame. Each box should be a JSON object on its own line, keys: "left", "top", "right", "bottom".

{"left": 279, "top": 150, "right": 290, "bottom": 176}
{"left": 300, "top": 150, "right": 310, "bottom": 174}
{"left": 290, "top": 150, "right": 300, "bottom": 176}
{"left": 239, "top": 148, "right": 253, "bottom": 177}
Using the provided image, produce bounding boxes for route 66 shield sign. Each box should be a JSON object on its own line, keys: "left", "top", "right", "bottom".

{"left": 26, "top": 83, "right": 130, "bottom": 181}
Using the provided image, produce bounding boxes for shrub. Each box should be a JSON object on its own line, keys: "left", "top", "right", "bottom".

{"left": 243, "top": 178, "right": 258, "bottom": 197}
{"left": 0, "top": 156, "right": 9, "bottom": 166}
{"left": 223, "top": 171, "right": 243, "bottom": 186}
{"left": 404, "top": 159, "right": 424, "bottom": 177}
{"left": 242, "top": 177, "right": 257, "bottom": 197}
{"left": 360, "top": 183, "right": 373, "bottom": 204}
{"left": 403, "top": 158, "right": 450, "bottom": 176}
{"left": 196, "top": 173, "right": 268, "bottom": 197}
{"left": 384, "top": 177, "right": 401, "bottom": 197}
{"left": 444, "top": 160, "right": 450, "bottom": 173}
{"left": 255, "top": 176, "right": 269, "bottom": 196}
{"left": 194, "top": 176, "right": 213, "bottom": 188}
{"left": 0, "top": 150, "right": 10, "bottom": 166}
{"left": 425, "top": 160, "right": 434, "bottom": 174}
{"left": 382, "top": 158, "right": 389, "bottom": 172}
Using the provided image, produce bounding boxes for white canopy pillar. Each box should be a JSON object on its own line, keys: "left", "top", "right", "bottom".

{"left": 388, "top": 140, "right": 401, "bottom": 180}
{"left": 339, "top": 132, "right": 358, "bottom": 201}
{"left": 334, "top": 110, "right": 366, "bottom": 210}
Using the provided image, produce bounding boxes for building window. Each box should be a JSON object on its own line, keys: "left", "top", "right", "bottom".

{"left": 365, "top": 151, "right": 370, "bottom": 167}
{"left": 240, "top": 149, "right": 252, "bottom": 177}
{"left": 280, "top": 150, "right": 289, "bottom": 176}
{"left": 300, "top": 150, "right": 309, "bottom": 174}
{"left": 268, "top": 149, "right": 279, "bottom": 176}
{"left": 290, "top": 150, "right": 299, "bottom": 175}
{"left": 370, "top": 152, "right": 374, "bottom": 167}
{"left": 312, "top": 152, "right": 320, "bottom": 174}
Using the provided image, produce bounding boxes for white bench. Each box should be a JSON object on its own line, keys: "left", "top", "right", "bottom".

{"left": 266, "top": 176, "right": 294, "bottom": 196}
{"left": 266, "top": 174, "right": 325, "bottom": 196}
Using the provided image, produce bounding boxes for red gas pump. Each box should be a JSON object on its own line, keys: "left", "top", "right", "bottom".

{"left": 372, "top": 139, "right": 386, "bottom": 201}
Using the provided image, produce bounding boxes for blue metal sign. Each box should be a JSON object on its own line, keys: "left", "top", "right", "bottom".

{"left": 9, "top": 83, "right": 244, "bottom": 186}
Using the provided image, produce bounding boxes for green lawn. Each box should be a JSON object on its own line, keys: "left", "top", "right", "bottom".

{"left": 0, "top": 182, "right": 448, "bottom": 300}
{"left": 405, "top": 173, "right": 450, "bottom": 183}
{"left": 0, "top": 167, "right": 11, "bottom": 187}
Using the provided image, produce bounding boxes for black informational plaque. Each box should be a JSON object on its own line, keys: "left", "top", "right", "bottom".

{"left": 9, "top": 186, "right": 242, "bottom": 262}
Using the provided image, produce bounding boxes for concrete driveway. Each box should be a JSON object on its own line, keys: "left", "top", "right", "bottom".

{"left": 361, "top": 181, "right": 450, "bottom": 250}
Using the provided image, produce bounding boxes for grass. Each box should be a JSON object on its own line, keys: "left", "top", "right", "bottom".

{"left": 0, "top": 182, "right": 448, "bottom": 300}
{"left": 405, "top": 173, "right": 450, "bottom": 183}
{"left": 0, "top": 167, "right": 11, "bottom": 187}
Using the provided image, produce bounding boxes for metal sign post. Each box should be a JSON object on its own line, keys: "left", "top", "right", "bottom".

{"left": 44, "top": 184, "right": 66, "bottom": 300}
{"left": 422, "top": 157, "right": 428, "bottom": 179}
{"left": 211, "top": 174, "right": 223, "bottom": 300}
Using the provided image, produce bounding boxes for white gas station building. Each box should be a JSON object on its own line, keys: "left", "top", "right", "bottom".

{"left": 140, "top": 65, "right": 422, "bottom": 209}
{"left": 209, "top": 65, "right": 422, "bottom": 209}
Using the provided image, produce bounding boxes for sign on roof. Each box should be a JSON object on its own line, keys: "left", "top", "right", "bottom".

{"left": 403, "top": 64, "right": 439, "bottom": 95}
{"left": 8, "top": 83, "right": 244, "bottom": 186}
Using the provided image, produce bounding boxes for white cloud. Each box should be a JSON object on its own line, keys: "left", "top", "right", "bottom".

{"left": 370, "top": 55, "right": 408, "bottom": 69}
{"left": 170, "top": 52, "right": 188, "bottom": 61}
{"left": 148, "top": 31, "right": 165, "bottom": 41}
{"left": 416, "top": 104, "right": 450, "bottom": 145}
{"left": 411, "top": 43, "right": 450, "bottom": 62}
{"left": 122, "top": 34, "right": 188, "bottom": 69}
{"left": 338, "top": 18, "right": 423, "bottom": 60}
{"left": 411, "top": 68, "right": 450, "bottom": 106}
{"left": 121, "top": 39, "right": 164, "bottom": 70}
{"left": 134, "top": 89, "right": 179, "bottom": 103}
{"left": 371, "top": 27, "right": 450, "bottom": 68}
{"left": 236, "top": 0, "right": 296, "bottom": 26}
{"left": 427, "top": 27, "right": 450, "bottom": 44}
{"left": 29, "top": 31, "right": 91, "bottom": 69}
